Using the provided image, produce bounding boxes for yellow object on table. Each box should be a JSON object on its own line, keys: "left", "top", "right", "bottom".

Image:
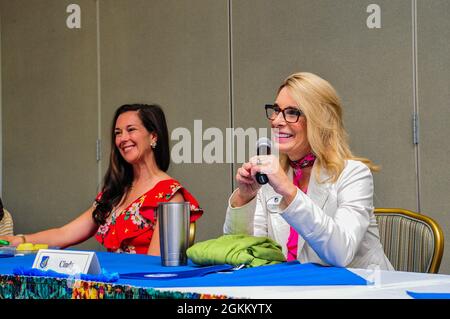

{"left": 16, "top": 243, "right": 34, "bottom": 251}
{"left": 33, "top": 244, "right": 48, "bottom": 250}
{"left": 16, "top": 243, "right": 48, "bottom": 252}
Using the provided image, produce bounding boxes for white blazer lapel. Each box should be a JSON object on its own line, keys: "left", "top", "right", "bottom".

{"left": 295, "top": 163, "right": 331, "bottom": 255}
{"left": 307, "top": 162, "right": 331, "bottom": 210}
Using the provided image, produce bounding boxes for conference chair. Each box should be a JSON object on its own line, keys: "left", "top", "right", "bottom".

{"left": 374, "top": 208, "right": 444, "bottom": 273}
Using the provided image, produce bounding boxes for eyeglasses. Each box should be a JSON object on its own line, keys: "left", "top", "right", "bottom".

{"left": 265, "top": 104, "right": 303, "bottom": 123}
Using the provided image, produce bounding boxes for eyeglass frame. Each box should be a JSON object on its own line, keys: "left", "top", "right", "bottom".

{"left": 265, "top": 104, "right": 303, "bottom": 123}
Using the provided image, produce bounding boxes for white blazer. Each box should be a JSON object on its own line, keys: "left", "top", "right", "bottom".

{"left": 224, "top": 160, "right": 394, "bottom": 271}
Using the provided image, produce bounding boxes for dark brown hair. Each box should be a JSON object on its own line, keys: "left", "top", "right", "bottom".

{"left": 92, "top": 104, "right": 170, "bottom": 225}
{"left": 0, "top": 197, "right": 4, "bottom": 222}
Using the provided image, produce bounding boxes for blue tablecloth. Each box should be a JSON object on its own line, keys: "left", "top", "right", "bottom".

{"left": 0, "top": 251, "right": 367, "bottom": 288}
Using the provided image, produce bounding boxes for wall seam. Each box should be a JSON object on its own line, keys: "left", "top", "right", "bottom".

{"left": 228, "top": 0, "right": 235, "bottom": 193}
{"left": 412, "top": 0, "right": 421, "bottom": 212}
{"left": 96, "top": 0, "right": 102, "bottom": 192}
{"left": 0, "top": 11, "right": 3, "bottom": 197}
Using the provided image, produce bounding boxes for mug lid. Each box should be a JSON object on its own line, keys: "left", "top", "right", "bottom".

{"left": 156, "top": 201, "right": 190, "bottom": 206}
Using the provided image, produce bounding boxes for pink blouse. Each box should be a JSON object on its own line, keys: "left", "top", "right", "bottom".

{"left": 286, "top": 152, "right": 316, "bottom": 261}
{"left": 286, "top": 185, "right": 308, "bottom": 261}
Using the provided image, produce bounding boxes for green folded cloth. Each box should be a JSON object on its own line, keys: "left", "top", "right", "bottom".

{"left": 187, "top": 234, "right": 286, "bottom": 267}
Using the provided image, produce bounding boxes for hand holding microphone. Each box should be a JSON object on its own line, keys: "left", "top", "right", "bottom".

{"left": 232, "top": 137, "right": 271, "bottom": 207}
{"left": 232, "top": 137, "right": 293, "bottom": 207}
{"left": 251, "top": 138, "right": 296, "bottom": 201}
{"left": 255, "top": 137, "right": 271, "bottom": 184}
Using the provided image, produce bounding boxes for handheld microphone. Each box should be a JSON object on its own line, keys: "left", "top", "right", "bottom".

{"left": 255, "top": 137, "right": 271, "bottom": 185}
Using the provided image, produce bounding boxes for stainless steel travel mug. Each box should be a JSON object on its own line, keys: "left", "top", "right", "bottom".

{"left": 157, "top": 202, "right": 190, "bottom": 266}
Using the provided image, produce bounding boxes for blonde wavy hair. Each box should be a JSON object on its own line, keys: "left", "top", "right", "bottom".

{"left": 278, "top": 72, "right": 379, "bottom": 183}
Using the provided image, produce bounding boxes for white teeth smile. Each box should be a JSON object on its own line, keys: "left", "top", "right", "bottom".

{"left": 122, "top": 145, "right": 135, "bottom": 151}
{"left": 276, "top": 133, "right": 293, "bottom": 138}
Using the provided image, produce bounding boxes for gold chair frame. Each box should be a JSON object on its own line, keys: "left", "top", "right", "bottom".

{"left": 374, "top": 208, "right": 444, "bottom": 273}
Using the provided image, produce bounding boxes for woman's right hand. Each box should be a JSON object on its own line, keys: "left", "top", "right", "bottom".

{"left": 231, "top": 162, "right": 262, "bottom": 207}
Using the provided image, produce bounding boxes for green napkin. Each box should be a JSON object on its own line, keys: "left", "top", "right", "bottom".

{"left": 187, "top": 234, "right": 286, "bottom": 267}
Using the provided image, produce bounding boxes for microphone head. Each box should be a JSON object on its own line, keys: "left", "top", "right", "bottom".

{"left": 256, "top": 137, "right": 271, "bottom": 156}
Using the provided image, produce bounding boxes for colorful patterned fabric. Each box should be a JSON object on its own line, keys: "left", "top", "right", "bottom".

{"left": 0, "top": 274, "right": 228, "bottom": 299}
{"left": 375, "top": 214, "right": 434, "bottom": 273}
{"left": 94, "top": 179, "right": 203, "bottom": 254}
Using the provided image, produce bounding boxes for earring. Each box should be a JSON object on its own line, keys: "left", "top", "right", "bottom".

{"left": 151, "top": 141, "right": 157, "bottom": 149}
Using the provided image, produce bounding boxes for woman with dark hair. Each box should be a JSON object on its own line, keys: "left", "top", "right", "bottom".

{"left": 0, "top": 104, "right": 203, "bottom": 254}
{"left": 0, "top": 197, "right": 14, "bottom": 236}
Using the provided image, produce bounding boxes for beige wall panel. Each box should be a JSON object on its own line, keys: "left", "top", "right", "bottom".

{"left": 99, "top": 0, "right": 230, "bottom": 242}
{"left": 232, "top": 0, "right": 417, "bottom": 210}
{"left": 1, "top": 0, "right": 101, "bottom": 250}
{"left": 417, "top": 0, "right": 450, "bottom": 274}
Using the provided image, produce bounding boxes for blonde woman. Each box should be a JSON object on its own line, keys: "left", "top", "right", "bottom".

{"left": 224, "top": 72, "right": 393, "bottom": 270}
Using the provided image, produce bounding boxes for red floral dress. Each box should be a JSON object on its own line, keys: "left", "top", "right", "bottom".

{"left": 94, "top": 179, "right": 203, "bottom": 254}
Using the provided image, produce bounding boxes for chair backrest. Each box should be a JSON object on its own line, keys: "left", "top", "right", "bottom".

{"left": 374, "top": 208, "right": 444, "bottom": 273}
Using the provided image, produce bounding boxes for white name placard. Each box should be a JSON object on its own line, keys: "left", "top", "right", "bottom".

{"left": 32, "top": 249, "right": 101, "bottom": 275}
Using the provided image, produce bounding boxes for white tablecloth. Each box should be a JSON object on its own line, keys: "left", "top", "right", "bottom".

{"left": 158, "top": 268, "right": 450, "bottom": 299}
